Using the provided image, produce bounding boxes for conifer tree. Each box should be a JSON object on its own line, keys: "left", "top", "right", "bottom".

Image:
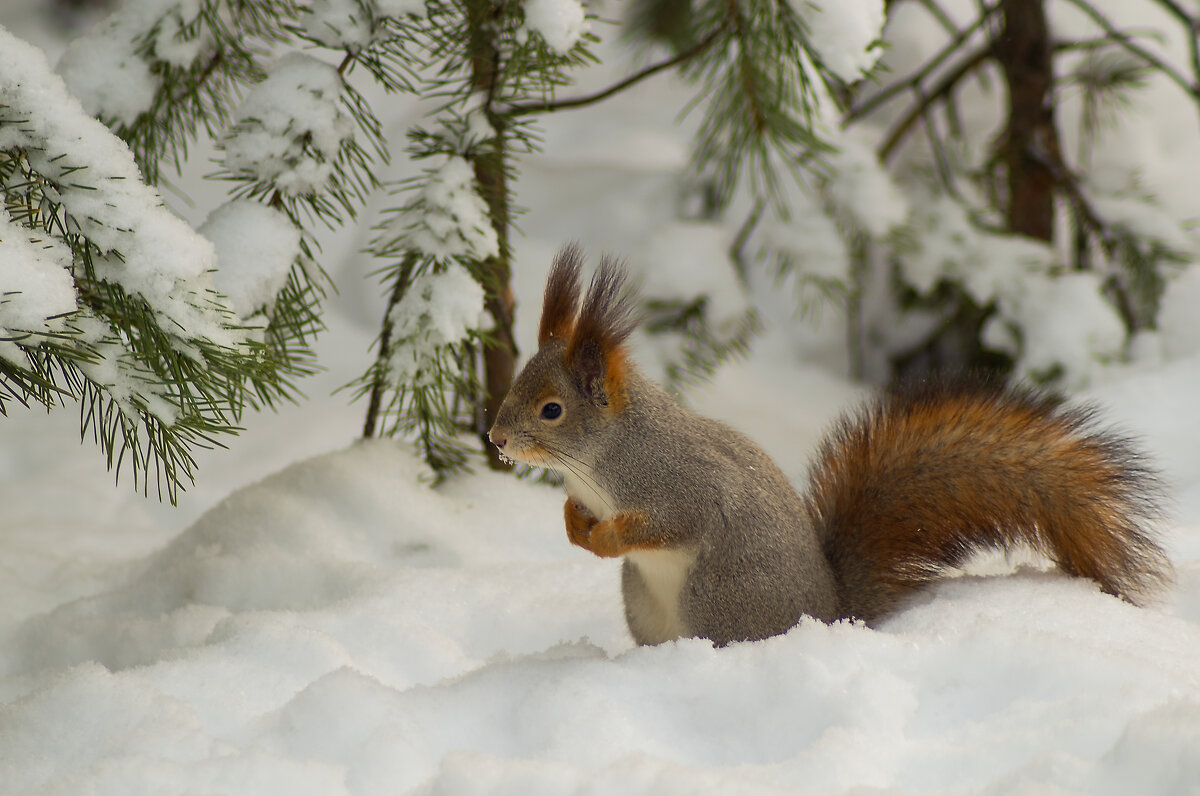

{"left": 842, "top": 0, "right": 1200, "bottom": 385}
{"left": 2, "top": 0, "right": 887, "bottom": 492}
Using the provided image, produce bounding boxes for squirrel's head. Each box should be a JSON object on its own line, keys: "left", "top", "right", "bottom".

{"left": 488, "top": 243, "right": 639, "bottom": 470}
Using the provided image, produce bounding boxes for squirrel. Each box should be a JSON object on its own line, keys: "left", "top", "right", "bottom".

{"left": 487, "top": 244, "right": 1172, "bottom": 647}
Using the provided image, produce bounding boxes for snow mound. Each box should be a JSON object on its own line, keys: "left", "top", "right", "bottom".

{"left": 2, "top": 429, "right": 1200, "bottom": 795}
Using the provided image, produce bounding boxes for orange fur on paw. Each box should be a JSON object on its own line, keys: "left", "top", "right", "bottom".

{"left": 564, "top": 503, "right": 664, "bottom": 558}
{"left": 564, "top": 499, "right": 598, "bottom": 550}
{"left": 585, "top": 511, "right": 655, "bottom": 558}
{"left": 584, "top": 518, "right": 628, "bottom": 557}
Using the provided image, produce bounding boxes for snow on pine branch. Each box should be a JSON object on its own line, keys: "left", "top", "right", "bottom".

{"left": 220, "top": 52, "right": 355, "bottom": 198}
{"left": 789, "top": 0, "right": 885, "bottom": 83}
{"left": 903, "top": 193, "right": 1127, "bottom": 389}
{"left": 387, "top": 263, "right": 486, "bottom": 388}
{"left": 0, "top": 208, "right": 79, "bottom": 368}
{"left": 199, "top": 200, "right": 303, "bottom": 321}
{"left": 520, "top": 0, "right": 589, "bottom": 54}
{"left": 0, "top": 25, "right": 237, "bottom": 348}
{"left": 381, "top": 156, "right": 500, "bottom": 262}
{"left": 57, "top": 0, "right": 213, "bottom": 126}
{"left": 71, "top": 313, "right": 183, "bottom": 425}
{"left": 303, "top": 0, "right": 426, "bottom": 50}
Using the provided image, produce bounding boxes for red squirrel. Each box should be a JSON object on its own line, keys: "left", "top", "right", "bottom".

{"left": 488, "top": 244, "right": 1171, "bottom": 646}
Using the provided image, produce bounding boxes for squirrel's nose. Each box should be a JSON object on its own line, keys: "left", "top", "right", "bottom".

{"left": 488, "top": 427, "right": 507, "bottom": 449}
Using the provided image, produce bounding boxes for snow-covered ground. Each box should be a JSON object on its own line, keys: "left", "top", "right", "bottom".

{"left": 6, "top": 324, "right": 1200, "bottom": 796}
{"left": 5, "top": 2, "right": 1200, "bottom": 794}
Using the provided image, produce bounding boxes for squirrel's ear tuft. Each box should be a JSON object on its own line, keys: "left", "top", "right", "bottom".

{"left": 538, "top": 244, "right": 584, "bottom": 346}
{"left": 567, "top": 253, "right": 640, "bottom": 408}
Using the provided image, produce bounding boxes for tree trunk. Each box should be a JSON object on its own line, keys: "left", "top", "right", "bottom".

{"left": 475, "top": 137, "right": 517, "bottom": 471}
{"left": 995, "top": 0, "right": 1060, "bottom": 242}
{"left": 466, "top": 0, "right": 518, "bottom": 470}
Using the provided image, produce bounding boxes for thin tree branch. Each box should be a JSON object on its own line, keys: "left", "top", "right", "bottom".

{"left": 1054, "top": 29, "right": 1173, "bottom": 53}
{"left": 503, "top": 24, "right": 726, "bottom": 117}
{"left": 878, "top": 44, "right": 993, "bottom": 162}
{"left": 845, "top": 2, "right": 999, "bottom": 124}
{"left": 172, "top": 48, "right": 225, "bottom": 108}
{"left": 362, "top": 254, "right": 417, "bottom": 438}
{"left": 1058, "top": 0, "right": 1199, "bottom": 102}
{"left": 915, "top": 0, "right": 962, "bottom": 35}
{"left": 1147, "top": 0, "right": 1200, "bottom": 98}
{"left": 917, "top": 87, "right": 959, "bottom": 195}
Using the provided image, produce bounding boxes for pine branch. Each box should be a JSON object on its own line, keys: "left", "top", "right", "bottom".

{"left": 727, "top": 0, "right": 767, "bottom": 136}
{"left": 1148, "top": 0, "right": 1200, "bottom": 94}
{"left": 1054, "top": 30, "right": 1171, "bottom": 53}
{"left": 362, "top": 253, "right": 417, "bottom": 438}
{"left": 1059, "top": 0, "right": 1199, "bottom": 103}
{"left": 1025, "top": 143, "right": 1115, "bottom": 252}
{"left": 504, "top": 23, "right": 726, "bottom": 117}
{"left": 845, "top": 3, "right": 999, "bottom": 124}
{"left": 878, "top": 44, "right": 993, "bottom": 162}
{"left": 914, "top": 0, "right": 963, "bottom": 35}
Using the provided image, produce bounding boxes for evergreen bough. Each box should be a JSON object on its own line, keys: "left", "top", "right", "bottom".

{"left": 1, "top": 0, "right": 883, "bottom": 496}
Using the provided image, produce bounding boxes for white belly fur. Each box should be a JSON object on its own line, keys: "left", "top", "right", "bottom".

{"left": 564, "top": 473, "right": 617, "bottom": 521}
{"left": 626, "top": 547, "right": 695, "bottom": 642}
{"left": 562, "top": 477, "right": 695, "bottom": 642}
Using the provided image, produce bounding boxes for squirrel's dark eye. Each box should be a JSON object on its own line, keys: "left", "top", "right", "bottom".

{"left": 540, "top": 402, "right": 563, "bottom": 420}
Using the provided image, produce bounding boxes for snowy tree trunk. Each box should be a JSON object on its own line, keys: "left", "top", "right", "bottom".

{"left": 466, "top": 0, "right": 518, "bottom": 470}
{"left": 996, "top": 0, "right": 1061, "bottom": 242}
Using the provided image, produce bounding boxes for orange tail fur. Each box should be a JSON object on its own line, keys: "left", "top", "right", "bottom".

{"left": 807, "top": 378, "right": 1170, "bottom": 622}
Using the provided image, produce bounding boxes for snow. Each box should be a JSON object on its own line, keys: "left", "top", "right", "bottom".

{"left": 1091, "top": 192, "right": 1198, "bottom": 256}
{"left": 304, "top": 0, "right": 376, "bottom": 49}
{"left": 4, "top": 348, "right": 1200, "bottom": 794}
{"left": 221, "top": 52, "right": 354, "bottom": 197}
{"left": 387, "top": 263, "right": 486, "bottom": 386}
{"left": 0, "top": 207, "right": 78, "bottom": 365}
{"left": 383, "top": 156, "right": 500, "bottom": 262}
{"left": 823, "top": 129, "right": 908, "bottom": 237}
{"left": 71, "top": 313, "right": 182, "bottom": 424}
{"left": 521, "top": 0, "right": 588, "bottom": 54}
{"left": 57, "top": 0, "right": 211, "bottom": 125}
{"left": 199, "top": 200, "right": 302, "bottom": 319}
{"left": 301, "top": 0, "right": 428, "bottom": 48}
{"left": 631, "top": 222, "right": 747, "bottom": 327}
{"left": 0, "top": 23, "right": 236, "bottom": 347}
{"left": 5, "top": 1, "right": 1200, "bottom": 794}
{"left": 376, "top": 0, "right": 427, "bottom": 16}
{"left": 790, "top": 0, "right": 886, "bottom": 83}
{"left": 985, "top": 270, "right": 1128, "bottom": 389}
{"left": 1160, "top": 265, "right": 1200, "bottom": 360}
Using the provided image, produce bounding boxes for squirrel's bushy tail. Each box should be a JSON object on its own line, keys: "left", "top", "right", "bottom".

{"left": 807, "top": 378, "right": 1170, "bottom": 622}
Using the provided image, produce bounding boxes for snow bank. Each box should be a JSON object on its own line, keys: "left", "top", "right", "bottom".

{"left": 2, "top": 354, "right": 1199, "bottom": 795}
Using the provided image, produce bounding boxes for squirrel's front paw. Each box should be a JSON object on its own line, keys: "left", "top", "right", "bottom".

{"left": 564, "top": 503, "right": 654, "bottom": 558}
{"left": 564, "top": 499, "right": 598, "bottom": 550}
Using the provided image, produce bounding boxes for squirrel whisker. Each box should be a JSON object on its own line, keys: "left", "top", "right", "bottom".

{"left": 535, "top": 439, "right": 615, "bottom": 515}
